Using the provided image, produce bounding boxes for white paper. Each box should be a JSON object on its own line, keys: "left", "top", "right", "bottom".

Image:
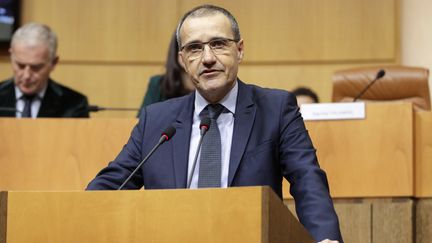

{"left": 300, "top": 102, "right": 366, "bottom": 121}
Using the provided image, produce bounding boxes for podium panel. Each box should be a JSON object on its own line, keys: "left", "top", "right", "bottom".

{"left": 0, "top": 187, "right": 313, "bottom": 243}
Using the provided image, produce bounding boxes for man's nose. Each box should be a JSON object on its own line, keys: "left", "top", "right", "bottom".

{"left": 201, "top": 45, "right": 217, "bottom": 64}
{"left": 22, "top": 66, "right": 32, "bottom": 79}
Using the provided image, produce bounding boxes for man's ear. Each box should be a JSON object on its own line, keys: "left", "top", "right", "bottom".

{"left": 178, "top": 52, "right": 187, "bottom": 71}
{"left": 50, "top": 56, "right": 59, "bottom": 71}
{"left": 236, "top": 39, "right": 244, "bottom": 63}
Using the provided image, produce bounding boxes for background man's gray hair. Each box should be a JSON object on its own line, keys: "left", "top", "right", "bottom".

{"left": 176, "top": 5, "right": 241, "bottom": 49}
{"left": 11, "top": 22, "right": 58, "bottom": 60}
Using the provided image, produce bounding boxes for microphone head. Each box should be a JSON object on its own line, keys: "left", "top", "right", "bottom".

{"left": 376, "top": 69, "right": 385, "bottom": 79}
{"left": 161, "top": 126, "right": 176, "bottom": 141}
{"left": 200, "top": 117, "right": 211, "bottom": 132}
{"left": 87, "top": 105, "right": 100, "bottom": 112}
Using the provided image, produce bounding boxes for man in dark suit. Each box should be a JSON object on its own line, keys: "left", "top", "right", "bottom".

{"left": 87, "top": 5, "right": 342, "bottom": 243}
{"left": 0, "top": 23, "right": 89, "bottom": 118}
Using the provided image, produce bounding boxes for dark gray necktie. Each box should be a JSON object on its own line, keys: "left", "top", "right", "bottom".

{"left": 21, "top": 95, "right": 35, "bottom": 118}
{"left": 198, "top": 104, "right": 225, "bottom": 188}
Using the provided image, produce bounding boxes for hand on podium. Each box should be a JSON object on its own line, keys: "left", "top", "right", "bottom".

{"left": 318, "top": 240, "right": 339, "bottom": 243}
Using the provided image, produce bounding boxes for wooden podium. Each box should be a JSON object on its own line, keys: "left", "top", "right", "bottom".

{"left": 0, "top": 187, "right": 313, "bottom": 243}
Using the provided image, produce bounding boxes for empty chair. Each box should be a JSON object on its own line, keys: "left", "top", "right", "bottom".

{"left": 332, "top": 66, "right": 431, "bottom": 111}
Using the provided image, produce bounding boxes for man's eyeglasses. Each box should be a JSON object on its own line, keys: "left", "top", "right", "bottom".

{"left": 180, "top": 38, "right": 238, "bottom": 60}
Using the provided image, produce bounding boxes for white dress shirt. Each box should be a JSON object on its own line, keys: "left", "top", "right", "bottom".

{"left": 15, "top": 85, "right": 47, "bottom": 118}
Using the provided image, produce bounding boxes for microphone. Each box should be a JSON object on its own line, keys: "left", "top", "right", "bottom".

{"left": 0, "top": 107, "right": 21, "bottom": 113}
{"left": 187, "top": 117, "right": 211, "bottom": 188}
{"left": 118, "top": 125, "right": 176, "bottom": 190}
{"left": 353, "top": 69, "right": 386, "bottom": 102}
{"left": 87, "top": 105, "right": 139, "bottom": 112}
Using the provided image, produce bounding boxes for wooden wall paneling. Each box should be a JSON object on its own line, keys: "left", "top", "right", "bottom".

{"left": 0, "top": 62, "right": 11, "bottom": 79}
{"left": 50, "top": 64, "right": 164, "bottom": 118}
{"left": 21, "top": 0, "right": 179, "bottom": 62}
{"left": 178, "top": 0, "right": 396, "bottom": 62}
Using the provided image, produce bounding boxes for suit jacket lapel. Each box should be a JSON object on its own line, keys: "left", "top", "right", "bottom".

{"left": 171, "top": 94, "right": 195, "bottom": 188}
{"left": 228, "top": 81, "right": 256, "bottom": 186}
{"left": 0, "top": 79, "right": 17, "bottom": 117}
{"left": 38, "top": 79, "right": 63, "bottom": 117}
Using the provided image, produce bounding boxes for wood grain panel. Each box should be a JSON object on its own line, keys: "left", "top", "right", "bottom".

{"left": 3, "top": 188, "right": 312, "bottom": 243}
{"left": 0, "top": 118, "right": 137, "bottom": 190}
{"left": 179, "top": 0, "right": 397, "bottom": 62}
{"left": 21, "top": 0, "right": 179, "bottom": 62}
{"left": 50, "top": 63, "right": 164, "bottom": 118}
{"left": 17, "top": 0, "right": 398, "bottom": 63}
{"left": 415, "top": 112, "right": 432, "bottom": 197}
{"left": 284, "top": 103, "right": 413, "bottom": 198}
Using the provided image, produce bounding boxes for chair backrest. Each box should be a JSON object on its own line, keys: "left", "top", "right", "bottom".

{"left": 332, "top": 66, "right": 431, "bottom": 111}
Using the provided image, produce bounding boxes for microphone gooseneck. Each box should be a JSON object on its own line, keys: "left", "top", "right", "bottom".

{"left": 0, "top": 107, "right": 20, "bottom": 113}
{"left": 353, "top": 69, "right": 386, "bottom": 102}
{"left": 118, "top": 125, "right": 176, "bottom": 190}
{"left": 88, "top": 105, "right": 139, "bottom": 112}
{"left": 187, "top": 117, "right": 211, "bottom": 188}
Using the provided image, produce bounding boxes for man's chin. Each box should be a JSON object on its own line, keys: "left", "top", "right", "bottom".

{"left": 18, "top": 86, "right": 37, "bottom": 95}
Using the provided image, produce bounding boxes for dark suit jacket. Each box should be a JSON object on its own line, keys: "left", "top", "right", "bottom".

{"left": 0, "top": 78, "right": 89, "bottom": 117}
{"left": 87, "top": 80, "right": 343, "bottom": 242}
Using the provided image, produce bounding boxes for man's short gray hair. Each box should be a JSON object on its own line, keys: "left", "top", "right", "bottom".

{"left": 11, "top": 22, "right": 58, "bottom": 60}
{"left": 176, "top": 5, "right": 241, "bottom": 49}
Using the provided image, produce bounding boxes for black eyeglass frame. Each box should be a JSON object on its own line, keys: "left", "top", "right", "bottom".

{"left": 180, "top": 38, "right": 239, "bottom": 58}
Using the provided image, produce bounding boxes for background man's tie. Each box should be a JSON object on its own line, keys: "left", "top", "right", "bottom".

{"left": 21, "top": 95, "right": 35, "bottom": 118}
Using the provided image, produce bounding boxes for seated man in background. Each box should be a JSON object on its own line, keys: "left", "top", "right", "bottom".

{"left": 0, "top": 23, "right": 89, "bottom": 118}
{"left": 292, "top": 86, "right": 320, "bottom": 105}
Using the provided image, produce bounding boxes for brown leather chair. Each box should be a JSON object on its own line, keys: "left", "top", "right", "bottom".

{"left": 332, "top": 66, "right": 431, "bottom": 111}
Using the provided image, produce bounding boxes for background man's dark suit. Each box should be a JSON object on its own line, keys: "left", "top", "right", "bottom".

{"left": 87, "top": 80, "right": 342, "bottom": 241}
{"left": 0, "top": 78, "right": 89, "bottom": 117}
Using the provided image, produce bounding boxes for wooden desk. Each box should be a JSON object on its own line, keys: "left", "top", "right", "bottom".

{"left": 0, "top": 103, "right": 415, "bottom": 198}
{"left": 0, "top": 118, "right": 136, "bottom": 190}
{"left": 283, "top": 103, "right": 413, "bottom": 198}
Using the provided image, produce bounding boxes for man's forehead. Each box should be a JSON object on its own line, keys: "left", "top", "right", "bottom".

{"left": 180, "top": 13, "right": 232, "bottom": 42}
{"left": 11, "top": 43, "right": 51, "bottom": 64}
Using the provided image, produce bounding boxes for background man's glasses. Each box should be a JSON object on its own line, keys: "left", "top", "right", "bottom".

{"left": 181, "top": 38, "right": 238, "bottom": 60}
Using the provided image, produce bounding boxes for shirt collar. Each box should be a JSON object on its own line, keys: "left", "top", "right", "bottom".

{"left": 194, "top": 80, "right": 238, "bottom": 116}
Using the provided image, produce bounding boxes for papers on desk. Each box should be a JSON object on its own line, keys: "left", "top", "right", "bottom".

{"left": 300, "top": 102, "right": 366, "bottom": 121}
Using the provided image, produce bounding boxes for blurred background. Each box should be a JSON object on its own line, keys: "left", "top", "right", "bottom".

{"left": 0, "top": 0, "right": 430, "bottom": 117}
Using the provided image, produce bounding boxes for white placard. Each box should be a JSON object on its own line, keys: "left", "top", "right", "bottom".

{"left": 300, "top": 102, "right": 366, "bottom": 121}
